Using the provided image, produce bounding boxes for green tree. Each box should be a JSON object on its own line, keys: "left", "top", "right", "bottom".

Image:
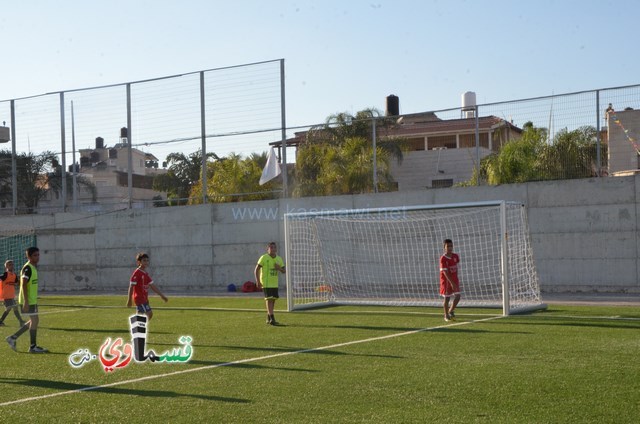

{"left": 0, "top": 150, "right": 95, "bottom": 213}
{"left": 294, "top": 108, "right": 405, "bottom": 197}
{"left": 484, "top": 125, "right": 547, "bottom": 184}
{"left": 540, "top": 126, "right": 602, "bottom": 179}
{"left": 461, "top": 123, "right": 603, "bottom": 186}
{"left": 152, "top": 150, "right": 218, "bottom": 205}
{"left": 190, "top": 151, "right": 281, "bottom": 203}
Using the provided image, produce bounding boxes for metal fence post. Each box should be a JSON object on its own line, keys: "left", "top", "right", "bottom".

{"left": 10, "top": 100, "right": 17, "bottom": 215}
{"left": 475, "top": 105, "right": 480, "bottom": 186}
{"left": 59, "top": 92, "right": 67, "bottom": 212}
{"left": 200, "top": 71, "right": 207, "bottom": 204}
{"left": 595, "top": 90, "right": 602, "bottom": 176}
{"left": 280, "top": 59, "right": 288, "bottom": 197}
{"left": 372, "top": 117, "right": 378, "bottom": 193}
{"left": 127, "top": 84, "right": 133, "bottom": 209}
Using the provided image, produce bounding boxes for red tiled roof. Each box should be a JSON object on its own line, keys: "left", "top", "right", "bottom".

{"left": 271, "top": 114, "right": 521, "bottom": 147}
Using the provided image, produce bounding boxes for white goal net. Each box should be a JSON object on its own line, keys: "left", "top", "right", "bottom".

{"left": 0, "top": 226, "right": 36, "bottom": 269}
{"left": 284, "top": 201, "right": 544, "bottom": 315}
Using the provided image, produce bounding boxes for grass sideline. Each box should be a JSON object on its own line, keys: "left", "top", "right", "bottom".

{"left": 0, "top": 295, "right": 638, "bottom": 423}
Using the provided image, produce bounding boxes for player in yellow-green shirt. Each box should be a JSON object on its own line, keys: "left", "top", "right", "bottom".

{"left": 6, "top": 247, "right": 48, "bottom": 353}
{"left": 254, "top": 242, "right": 286, "bottom": 325}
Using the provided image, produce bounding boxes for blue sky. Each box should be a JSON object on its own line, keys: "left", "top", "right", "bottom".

{"left": 1, "top": 0, "right": 638, "bottom": 158}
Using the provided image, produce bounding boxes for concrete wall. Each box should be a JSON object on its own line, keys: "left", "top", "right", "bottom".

{"left": 1, "top": 175, "right": 638, "bottom": 295}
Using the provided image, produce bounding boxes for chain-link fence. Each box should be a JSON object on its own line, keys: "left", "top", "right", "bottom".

{"left": 284, "top": 85, "right": 639, "bottom": 195}
{"left": 1, "top": 72, "right": 639, "bottom": 214}
{"left": 0, "top": 59, "right": 286, "bottom": 214}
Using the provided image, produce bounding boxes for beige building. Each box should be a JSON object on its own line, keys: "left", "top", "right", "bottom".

{"left": 39, "top": 136, "right": 167, "bottom": 212}
{"left": 386, "top": 111, "right": 522, "bottom": 190}
{"left": 280, "top": 107, "right": 523, "bottom": 191}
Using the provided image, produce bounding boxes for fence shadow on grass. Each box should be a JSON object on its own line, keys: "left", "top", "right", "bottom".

{"left": 182, "top": 359, "right": 320, "bottom": 373}
{"left": 212, "top": 344, "right": 402, "bottom": 359}
{"left": 0, "top": 378, "right": 249, "bottom": 403}
{"left": 503, "top": 318, "right": 640, "bottom": 331}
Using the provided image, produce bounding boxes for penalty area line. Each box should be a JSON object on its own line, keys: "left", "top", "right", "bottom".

{"left": 0, "top": 315, "right": 503, "bottom": 407}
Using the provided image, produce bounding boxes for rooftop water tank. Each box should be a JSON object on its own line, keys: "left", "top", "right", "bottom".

{"left": 386, "top": 95, "right": 399, "bottom": 116}
{"left": 461, "top": 91, "right": 476, "bottom": 118}
{"left": 0, "top": 126, "right": 10, "bottom": 143}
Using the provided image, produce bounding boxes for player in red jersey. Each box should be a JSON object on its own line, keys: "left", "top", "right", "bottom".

{"left": 440, "top": 239, "right": 461, "bottom": 322}
{"left": 126, "top": 253, "right": 168, "bottom": 320}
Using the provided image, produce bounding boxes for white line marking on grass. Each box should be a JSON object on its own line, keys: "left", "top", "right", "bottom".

{"left": 43, "top": 304, "right": 268, "bottom": 313}
{"left": 43, "top": 304, "right": 498, "bottom": 317}
{"left": 0, "top": 315, "right": 503, "bottom": 407}
{"left": 38, "top": 308, "right": 85, "bottom": 315}
{"left": 511, "top": 314, "right": 640, "bottom": 322}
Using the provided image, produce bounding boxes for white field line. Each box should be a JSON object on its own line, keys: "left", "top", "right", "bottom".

{"left": 512, "top": 314, "right": 640, "bottom": 322}
{"left": 42, "top": 304, "right": 499, "bottom": 317}
{"left": 0, "top": 315, "right": 503, "bottom": 407}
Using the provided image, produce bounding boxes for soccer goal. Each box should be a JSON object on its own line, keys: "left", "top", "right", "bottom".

{"left": 0, "top": 226, "right": 36, "bottom": 267}
{"left": 284, "top": 201, "right": 545, "bottom": 316}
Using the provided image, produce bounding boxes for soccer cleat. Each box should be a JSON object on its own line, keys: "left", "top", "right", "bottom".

{"left": 266, "top": 315, "right": 272, "bottom": 325}
{"left": 444, "top": 314, "right": 451, "bottom": 322}
{"left": 0, "top": 322, "right": 5, "bottom": 326}
{"left": 28, "top": 345, "right": 49, "bottom": 354}
{"left": 449, "top": 311, "right": 456, "bottom": 321}
{"left": 6, "top": 336, "right": 17, "bottom": 351}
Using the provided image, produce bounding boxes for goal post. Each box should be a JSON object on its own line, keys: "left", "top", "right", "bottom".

{"left": 284, "top": 201, "right": 545, "bottom": 316}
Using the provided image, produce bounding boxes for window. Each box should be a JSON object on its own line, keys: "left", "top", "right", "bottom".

{"left": 432, "top": 179, "right": 453, "bottom": 188}
{"left": 459, "top": 134, "right": 475, "bottom": 148}
{"left": 428, "top": 135, "right": 456, "bottom": 149}
{"left": 405, "top": 137, "right": 426, "bottom": 151}
{"left": 458, "top": 133, "right": 490, "bottom": 149}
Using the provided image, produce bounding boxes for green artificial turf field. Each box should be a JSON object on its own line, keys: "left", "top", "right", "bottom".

{"left": 0, "top": 296, "right": 638, "bottom": 423}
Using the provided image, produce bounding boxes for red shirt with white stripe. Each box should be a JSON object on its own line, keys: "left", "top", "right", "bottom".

{"left": 130, "top": 268, "right": 153, "bottom": 305}
{"left": 439, "top": 253, "right": 460, "bottom": 296}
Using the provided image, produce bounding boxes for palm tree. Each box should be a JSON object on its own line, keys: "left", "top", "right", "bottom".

{"left": 463, "top": 123, "right": 602, "bottom": 186}
{"left": 541, "top": 126, "right": 601, "bottom": 179}
{"left": 315, "top": 137, "right": 397, "bottom": 195}
{"left": 0, "top": 150, "right": 95, "bottom": 213}
{"left": 189, "top": 151, "right": 280, "bottom": 203}
{"left": 294, "top": 108, "right": 406, "bottom": 197}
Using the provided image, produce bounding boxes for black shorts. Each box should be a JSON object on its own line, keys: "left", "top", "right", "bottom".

{"left": 21, "top": 304, "right": 38, "bottom": 316}
{"left": 3, "top": 298, "right": 17, "bottom": 308}
{"left": 263, "top": 287, "right": 279, "bottom": 300}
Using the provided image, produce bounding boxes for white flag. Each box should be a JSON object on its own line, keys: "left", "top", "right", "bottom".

{"left": 259, "top": 147, "right": 282, "bottom": 185}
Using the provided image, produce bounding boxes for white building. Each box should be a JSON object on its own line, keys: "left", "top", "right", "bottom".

{"left": 39, "top": 136, "right": 168, "bottom": 212}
